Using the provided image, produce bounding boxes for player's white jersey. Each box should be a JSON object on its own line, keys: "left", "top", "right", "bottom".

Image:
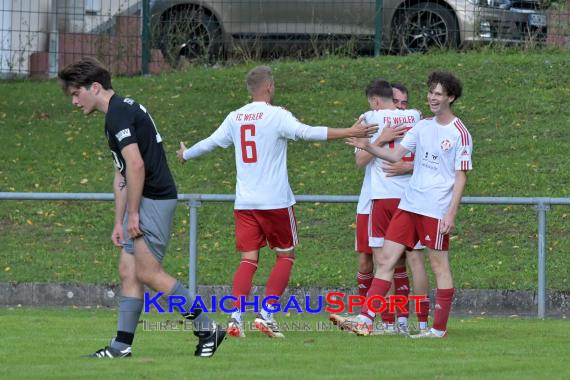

{"left": 355, "top": 111, "right": 374, "bottom": 215}
{"left": 356, "top": 158, "right": 373, "bottom": 214}
{"left": 202, "top": 101, "right": 327, "bottom": 210}
{"left": 399, "top": 117, "right": 473, "bottom": 219}
{"left": 364, "top": 109, "right": 421, "bottom": 199}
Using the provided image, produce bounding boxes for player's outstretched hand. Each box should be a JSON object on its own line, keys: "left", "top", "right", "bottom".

{"left": 176, "top": 142, "right": 187, "bottom": 164}
{"left": 375, "top": 123, "right": 407, "bottom": 146}
{"left": 376, "top": 124, "right": 407, "bottom": 142}
{"left": 346, "top": 137, "right": 368, "bottom": 150}
{"left": 349, "top": 119, "right": 378, "bottom": 138}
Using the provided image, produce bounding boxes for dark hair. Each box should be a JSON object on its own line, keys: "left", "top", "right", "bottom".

{"left": 365, "top": 79, "right": 393, "bottom": 99}
{"left": 58, "top": 57, "right": 112, "bottom": 94}
{"left": 427, "top": 71, "right": 462, "bottom": 104}
{"left": 391, "top": 82, "right": 408, "bottom": 96}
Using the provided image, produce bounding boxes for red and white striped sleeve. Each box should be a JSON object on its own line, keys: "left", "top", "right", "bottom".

{"left": 453, "top": 118, "right": 473, "bottom": 171}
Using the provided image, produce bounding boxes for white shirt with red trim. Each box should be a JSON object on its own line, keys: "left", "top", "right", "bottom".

{"left": 399, "top": 117, "right": 473, "bottom": 219}
{"left": 364, "top": 109, "right": 421, "bottom": 200}
{"left": 186, "top": 102, "right": 328, "bottom": 210}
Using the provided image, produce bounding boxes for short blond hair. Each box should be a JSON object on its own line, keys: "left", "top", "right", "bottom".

{"left": 246, "top": 66, "right": 273, "bottom": 95}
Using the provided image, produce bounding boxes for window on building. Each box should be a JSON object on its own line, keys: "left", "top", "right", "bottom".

{"left": 85, "top": 0, "right": 101, "bottom": 15}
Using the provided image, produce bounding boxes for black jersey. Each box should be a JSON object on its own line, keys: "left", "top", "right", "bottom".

{"left": 105, "top": 94, "right": 177, "bottom": 199}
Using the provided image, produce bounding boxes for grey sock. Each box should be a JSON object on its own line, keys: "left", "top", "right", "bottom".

{"left": 170, "top": 281, "right": 214, "bottom": 332}
{"left": 110, "top": 296, "right": 143, "bottom": 350}
{"left": 110, "top": 338, "right": 130, "bottom": 351}
{"left": 117, "top": 296, "right": 143, "bottom": 334}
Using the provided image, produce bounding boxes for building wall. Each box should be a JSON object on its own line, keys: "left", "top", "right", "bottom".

{"left": 3, "top": 0, "right": 50, "bottom": 75}
{"left": 84, "top": 0, "right": 135, "bottom": 32}
{"left": 1, "top": 0, "right": 140, "bottom": 76}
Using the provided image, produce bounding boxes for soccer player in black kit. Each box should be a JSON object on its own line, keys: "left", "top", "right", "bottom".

{"left": 58, "top": 57, "right": 225, "bottom": 358}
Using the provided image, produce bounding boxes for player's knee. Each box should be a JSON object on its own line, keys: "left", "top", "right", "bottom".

{"left": 276, "top": 250, "right": 295, "bottom": 258}
{"left": 358, "top": 256, "right": 374, "bottom": 273}
{"left": 135, "top": 266, "right": 154, "bottom": 285}
{"left": 429, "top": 259, "right": 450, "bottom": 277}
{"left": 407, "top": 252, "right": 423, "bottom": 266}
{"left": 118, "top": 262, "right": 135, "bottom": 283}
{"left": 376, "top": 251, "right": 397, "bottom": 269}
{"left": 395, "top": 255, "right": 406, "bottom": 267}
{"left": 408, "top": 257, "right": 426, "bottom": 274}
{"left": 276, "top": 253, "right": 295, "bottom": 265}
{"left": 359, "top": 263, "right": 373, "bottom": 273}
{"left": 240, "top": 250, "right": 259, "bottom": 261}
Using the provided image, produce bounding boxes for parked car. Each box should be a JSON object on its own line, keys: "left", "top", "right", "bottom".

{"left": 150, "top": 0, "right": 547, "bottom": 63}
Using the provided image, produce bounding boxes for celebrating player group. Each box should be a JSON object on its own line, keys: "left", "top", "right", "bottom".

{"left": 177, "top": 66, "right": 472, "bottom": 342}
{"left": 58, "top": 58, "right": 472, "bottom": 358}
{"left": 332, "top": 73, "right": 472, "bottom": 339}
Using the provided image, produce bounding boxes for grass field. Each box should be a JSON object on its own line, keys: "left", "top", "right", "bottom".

{"left": 0, "top": 50, "right": 569, "bottom": 290}
{"left": 1, "top": 308, "right": 568, "bottom": 380}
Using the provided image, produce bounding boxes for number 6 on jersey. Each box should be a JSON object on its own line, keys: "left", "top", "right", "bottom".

{"left": 240, "top": 124, "right": 257, "bottom": 163}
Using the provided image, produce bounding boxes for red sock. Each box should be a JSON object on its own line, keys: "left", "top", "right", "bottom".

{"left": 232, "top": 259, "right": 258, "bottom": 308}
{"left": 357, "top": 272, "right": 374, "bottom": 297}
{"left": 381, "top": 304, "right": 395, "bottom": 324}
{"left": 394, "top": 267, "right": 410, "bottom": 318}
{"left": 417, "top": 297, "right": 430, "bottom": 322}
{"left": 433, "top": 289, "right": 455, "bottom": 331}
{"left": 264, "top": 256, "right": 295, "bottom": 304}
{"left": 360, "top": 278, "right": 391, "bottom": 320}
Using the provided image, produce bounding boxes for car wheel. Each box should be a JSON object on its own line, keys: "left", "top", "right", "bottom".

{"left": 159, "top": 6, "right": 222, "bottom": 66}
{"left": 391, "top": 2, "right": 459, "bottom": 54}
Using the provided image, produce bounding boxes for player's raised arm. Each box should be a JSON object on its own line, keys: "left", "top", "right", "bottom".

{"left": 355, "top": 122, "right": 407, "bottom": 168}
{"left": 327, "top": 118, "right": 378, "bottom": 140}
{"left": 282, "top": 112, "right": 377, "bottom": 142}
{"left": 346, "top": 136, "right": 409, "bottom": 163}
{"left": 376, "top": 124, "right": 407, "bottom": 145}
{"left": 177, "top": 137, "right": 221, "bottom": 163}
{"left": 177, "top": 116, "right": 234, "bottom": 163}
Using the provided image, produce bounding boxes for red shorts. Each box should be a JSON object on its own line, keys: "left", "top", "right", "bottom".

{"left": 355, "top": 213, "right": 372, "bottom": 254}
{"left": 368, "top": 198, "right": 400, "bottom": 248}
{"left": 385, "top": 209, "right": 449, "bottom": 251}
{"left": 234, "top": 207, "right": 298, "bottom": 252}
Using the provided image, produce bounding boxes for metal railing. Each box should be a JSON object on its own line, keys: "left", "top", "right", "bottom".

{"left": 1, "top": 191, "right": 568, "bottom": 319}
